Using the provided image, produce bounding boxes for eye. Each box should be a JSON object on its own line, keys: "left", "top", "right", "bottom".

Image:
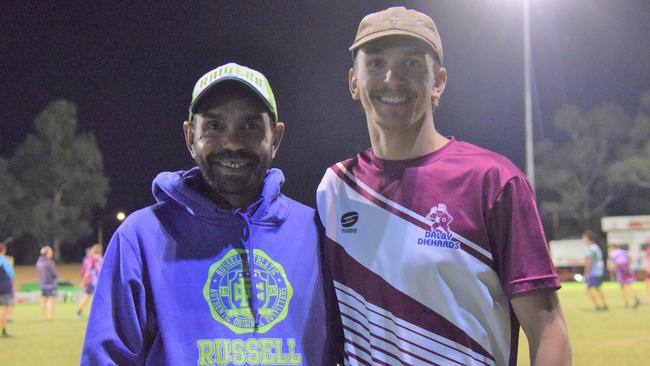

{"left": 243, "top": 117, "right": 264, "bottom": 131}
{"left": 367, "top": 58, "right": 385, "bottom": 68}
{"left": 204, "top": 120, "right": 225, "bottom": 132}
{"left": 406, "top": 58, "right": 421, "bottom": 68}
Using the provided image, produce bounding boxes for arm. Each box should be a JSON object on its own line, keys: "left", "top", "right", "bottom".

{"left": 81, "top": 231, "right": 152, "bottom": 365}
{"left": 316, "top": 216, "right": 345, "bottom": 364}
{"left": 583, "top": 256, "right": 592, "bottom": 278}
{"left": 511, "top": 290, "right": 571, "bottom": 366}
{"left": 607, "top": 257, "right": 616, "bottom": 272}
{"left": 51, "top": 260, "right": 58, "bottom": 279}
{"left": 486, "top": 175, "right": 571, "bottom": 365}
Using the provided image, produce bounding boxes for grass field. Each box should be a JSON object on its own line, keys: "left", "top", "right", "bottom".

{"left": 518, "top": 282, "right": 649, "bottom": 366}
{"left": 1, "top": 267, "right": 648, "bottom": 365}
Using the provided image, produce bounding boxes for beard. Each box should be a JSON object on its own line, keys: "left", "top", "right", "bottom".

{"left": 195, "top": 149, "right": 271, "bottom": 201}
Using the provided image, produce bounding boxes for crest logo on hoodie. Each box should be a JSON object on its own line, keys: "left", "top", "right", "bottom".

{"left": 203, "top": 249, "right": 293, "bottom": 334}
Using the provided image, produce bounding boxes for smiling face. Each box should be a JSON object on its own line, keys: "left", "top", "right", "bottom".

{"left": 183, "top": 82, "right": 284, "bottom": 208}
{"left": 350, "top": 36, "right": 446, "bottom": 133}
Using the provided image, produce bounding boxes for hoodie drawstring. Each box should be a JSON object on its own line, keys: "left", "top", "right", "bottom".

{"left": 239, "top": 213, "right": 260, "bottom": 330}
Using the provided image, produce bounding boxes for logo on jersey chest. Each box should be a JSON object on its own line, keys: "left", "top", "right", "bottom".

{"left": 203, "top": 249, "right": 293, "bottom": 334}
{"left": 418, "top": 203, "right": 460, "bottom": 249}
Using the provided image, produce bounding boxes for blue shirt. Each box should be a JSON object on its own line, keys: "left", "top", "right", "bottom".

{"left": 0, "top": 254, "right": 14, "bottom": 295}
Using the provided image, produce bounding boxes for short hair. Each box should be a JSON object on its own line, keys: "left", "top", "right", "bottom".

{"left": 582, "top": 230, "right": 596, "bottom": 241}
{"left": 91, "top": 243, "right": 103, "bottom": 255}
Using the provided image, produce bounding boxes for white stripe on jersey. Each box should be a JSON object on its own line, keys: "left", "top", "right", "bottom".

{"left": 335, "top": 281, "right": 496, "bottom": 366}
{"left": 335, "top": 162, "right": 493, "bottom": 261}
{"left": 319, "top": 167, "right": 512, "bottom": 366}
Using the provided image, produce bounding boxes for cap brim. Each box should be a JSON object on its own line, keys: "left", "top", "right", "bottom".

{"left": 188, "top": 77, "right": 277, "bottom": 122}
{"left": 349, "top": 29, "right": 441, "bottom": 63}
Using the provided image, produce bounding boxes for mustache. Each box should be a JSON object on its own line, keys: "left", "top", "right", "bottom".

{"left": 206, "top": 149, "right": 259, "bottom": 163}
{"left": 374, "top": 86, "right": 413, "bottom": 95}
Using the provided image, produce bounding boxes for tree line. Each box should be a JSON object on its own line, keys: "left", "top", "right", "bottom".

{"left": 535, "top": 90, "right": 650, "bottom": 239}
{"left": 0, "top": 100, "right": 108, "bottom": 263}
{"left": 1, "top": 91, "right": 649, "bottom": 261}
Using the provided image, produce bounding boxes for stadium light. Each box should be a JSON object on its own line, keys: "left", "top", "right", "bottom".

{"left": 97, "top": 211, "right": 127, "bottom": 244}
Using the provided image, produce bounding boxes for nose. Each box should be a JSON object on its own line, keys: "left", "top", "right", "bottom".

{"left": 220, "top": 127, "right": 246, "bottom": 152}
{"left": 383, "top": 64, "right": 406, "bottom": 84}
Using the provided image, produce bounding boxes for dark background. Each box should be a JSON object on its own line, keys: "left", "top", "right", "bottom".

{"left": 1, "top": 1, "right": 649, "bottom": 246}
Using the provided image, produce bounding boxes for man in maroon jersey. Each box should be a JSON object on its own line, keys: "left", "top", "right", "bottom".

{"left": 317, "top": 6, "right": 571, "bottom": 365}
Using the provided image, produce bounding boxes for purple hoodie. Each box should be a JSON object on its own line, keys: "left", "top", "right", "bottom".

{"left": 36, "top": 255, "right": 57, "bottom": 290}
{"left": 81, "top": 167, "right": 343, "bottom": 365}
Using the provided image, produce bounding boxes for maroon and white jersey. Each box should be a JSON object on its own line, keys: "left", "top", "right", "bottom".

{"left": 317, "top": 138, "right": 560, "bottom": 366}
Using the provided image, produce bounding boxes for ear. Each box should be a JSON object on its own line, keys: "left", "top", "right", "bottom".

{"left": 270, "top": 121, "right": 285, "bottom": 159}
{"left": 183, "top": 120, "right": 197, "bottom": 159}
{"left": 431, "top": 67, "right": 447, "bottom": 104}
{"left": 349, "top": 67, "right": 360, "bottom": 100}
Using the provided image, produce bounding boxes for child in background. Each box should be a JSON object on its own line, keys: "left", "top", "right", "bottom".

{"left": 76, "top": 244, "right": 103, "bottom": 319}
{"left": 609, "top": 246, "right": 641, "bottom": 308}
{"left": 582, "top": 230, "right": 608, "bottom": 311}
{"left": 644, "top": 243, "right": 650, "bottom": 304}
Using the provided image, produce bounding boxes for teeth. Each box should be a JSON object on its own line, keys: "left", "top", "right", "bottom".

{"left": 220, "top": 161, "right": 246, "bottom": 168}
{"left": 379, "top": 96, "right": 408, "bottom": 104}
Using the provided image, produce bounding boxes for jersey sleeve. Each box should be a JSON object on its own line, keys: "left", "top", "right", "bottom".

{"left": 486, "top": 175, "right": 560, "bottom": 298}
{"left": 80, "top": 230, "right": 155, "bottom": 365}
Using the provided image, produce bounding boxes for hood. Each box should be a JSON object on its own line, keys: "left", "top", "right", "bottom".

{"left": 151, "top": 166, "right": 289, "bottom": 224}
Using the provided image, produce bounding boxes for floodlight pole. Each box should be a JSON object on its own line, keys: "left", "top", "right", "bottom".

{"left": 523, "top": 0, "right": 535, "bottom": 189}
{"left": 96, "top": 211, "right": 126, "bottom": 245}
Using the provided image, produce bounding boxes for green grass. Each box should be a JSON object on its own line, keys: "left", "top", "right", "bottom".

{"left": 518, "top": 282, "right": 649, "bottom": 366}
{"left": 1, "top": 302, "right": 87, "bottom": 365}
{"left": 0, "top": 282, "right": 648, "bottom": 365}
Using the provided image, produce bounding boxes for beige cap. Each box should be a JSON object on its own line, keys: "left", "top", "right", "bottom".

{"left": 350, "top": 7, "right": 443, "bottom": 65}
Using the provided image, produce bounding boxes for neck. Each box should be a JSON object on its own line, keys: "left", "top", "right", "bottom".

{"left": 196, "top": 177, "right": 260, "bottom": 210}
{"left": 214, "top": 192, "right": 259, "bottom": 210}
{"left": 367, "top": 114, "right": 449, "bottom": 160}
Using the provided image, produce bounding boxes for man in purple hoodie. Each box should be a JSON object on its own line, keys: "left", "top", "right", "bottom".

{"left": 81, "top": 63, "right": 342, "bottom": 365}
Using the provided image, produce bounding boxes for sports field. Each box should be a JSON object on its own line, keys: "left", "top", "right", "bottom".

{"left": 1, "top": 266, "right": 648, "bottom": 365}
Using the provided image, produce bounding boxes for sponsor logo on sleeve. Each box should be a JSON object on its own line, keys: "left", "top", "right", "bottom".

{"left": 418, "top": 203, "right": 460, "bottom": 249}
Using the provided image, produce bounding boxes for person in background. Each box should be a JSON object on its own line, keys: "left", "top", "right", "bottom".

{"left": 0, "top": 242, "right": 14, "bottom": 337}
{"left": 582, "top": 230, "right": 608, "bottom": 311}
{"left": 76, "top": 244, "right": 103, "bottom": 319}
{"left": 608, "top": 245, "right": 641, "bottom": 308}
{"left": 36, "top": 245, "right": 57, "bottom": 320}
{"left": 644, "top": 242, "right": 650, "bottom": 304}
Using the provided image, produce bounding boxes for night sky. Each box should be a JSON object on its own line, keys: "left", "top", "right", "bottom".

{"left": 2, "top": 1, "right": 649, "bottom": 235}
